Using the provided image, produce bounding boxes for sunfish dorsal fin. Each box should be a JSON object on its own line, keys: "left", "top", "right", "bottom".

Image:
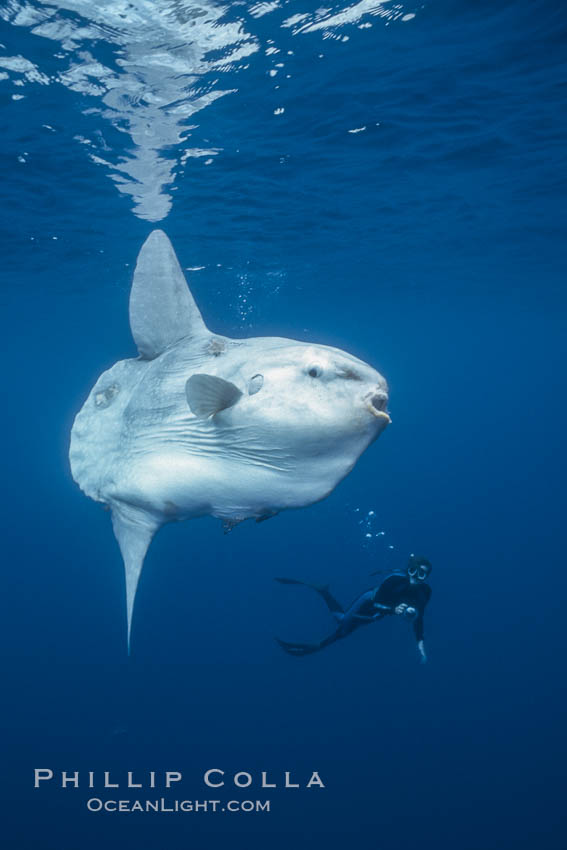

{"left": 130, "top": 229, "right": 209, "bottom": 360}
{"left": 186, "top": 374, "right": 243, "bottom": 418}
{"left": 111, "top": 505, "right": 160, "bottom": 652}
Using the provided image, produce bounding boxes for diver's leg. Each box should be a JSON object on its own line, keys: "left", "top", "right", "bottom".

{"left": 274, "top": 577, "right": 344, "bottom": 615}
{"left": 315, "top": 586, "right": 345, "bottom": 616}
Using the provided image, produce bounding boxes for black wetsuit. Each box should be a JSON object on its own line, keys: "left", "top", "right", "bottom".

{"left": 276, "top": 574, "right": 431, "bottom": 656}
{"left": 374, "top": 574, "right": 431, "bottom": 643}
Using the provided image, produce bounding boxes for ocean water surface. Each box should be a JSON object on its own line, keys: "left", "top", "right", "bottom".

{"left": 1, "top": 1, "right": 566, "bottom": 848}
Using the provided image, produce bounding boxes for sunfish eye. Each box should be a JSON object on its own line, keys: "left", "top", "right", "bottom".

{"left": 248, "top": 374, "right": 264, "bottom": 395}
{"left": 308, "top": 365, "right": 322, "bottom": 378}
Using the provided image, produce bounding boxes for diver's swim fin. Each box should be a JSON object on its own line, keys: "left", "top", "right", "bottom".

{"left": 274, "top": 578, "right": 343, "bottom": 617}
{"left": 275, "top": 637, "right": 323, "bottom": 657}
{"left": 274, "top": 577, "right": 329, "bottom": 592}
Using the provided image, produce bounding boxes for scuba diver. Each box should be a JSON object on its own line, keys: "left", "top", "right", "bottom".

{"left": 275, "top": 555, "right": 432, "bottom": 663}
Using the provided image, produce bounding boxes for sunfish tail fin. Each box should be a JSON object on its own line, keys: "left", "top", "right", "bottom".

{"left": 111, "top": 506, "right": 160, "bottom": 653}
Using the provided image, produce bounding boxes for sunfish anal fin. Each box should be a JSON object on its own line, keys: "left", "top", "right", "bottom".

{"left": 111, "top": 505, "right": 160, "bottom": 653}
{"left": 130, "top": 229, "right": 209, "bottom": 360}
{"left": 186, "top": 374, "right": 243, "bottom": 418}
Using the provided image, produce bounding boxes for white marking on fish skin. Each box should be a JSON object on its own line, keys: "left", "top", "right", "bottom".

{"left": 69, "top": 230, "right": 390, "bottom": 649}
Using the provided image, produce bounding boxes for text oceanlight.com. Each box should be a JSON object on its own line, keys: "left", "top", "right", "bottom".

{"left": 87, "top": 798, "right": 270, "bottom": 813}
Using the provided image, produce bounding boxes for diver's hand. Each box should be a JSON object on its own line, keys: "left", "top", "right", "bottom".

{"left": 417, "top": 640, "right": 427, "bottom": 664}
{"left": 395, "top": 604, "right": 417, "bottom": 620}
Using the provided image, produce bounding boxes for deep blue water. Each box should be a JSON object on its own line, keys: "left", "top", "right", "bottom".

{"left": 1, "top": 1, "right": 566, "bottom": 848}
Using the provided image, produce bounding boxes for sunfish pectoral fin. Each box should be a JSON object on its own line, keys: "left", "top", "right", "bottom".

{"left": 111, "top": 505, "right": 160, "bottom": 653}
{"left": 186, "top": 374, "right": 243, "bottom": 418}
{"left": 129, "top": 230, "right": 209, "bottom": 360}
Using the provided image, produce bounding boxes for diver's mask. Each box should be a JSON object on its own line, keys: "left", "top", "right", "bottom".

{"left": 407, "top": 556, "right": 432, "bottom": 582}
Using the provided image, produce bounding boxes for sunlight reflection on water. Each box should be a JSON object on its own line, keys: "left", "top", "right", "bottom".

{"left": 0, "top": 0, "right": 412, "bottom": 221}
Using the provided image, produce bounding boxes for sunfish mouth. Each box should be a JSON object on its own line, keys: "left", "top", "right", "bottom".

{"left": 365, "top": 392, "right": 391, "bottom": 424}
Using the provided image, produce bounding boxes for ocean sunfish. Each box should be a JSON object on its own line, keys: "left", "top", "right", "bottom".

{"left": 69, "top": 231, "right": 390, "bottom": 648}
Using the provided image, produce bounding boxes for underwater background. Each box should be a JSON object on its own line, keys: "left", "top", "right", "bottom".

{"left": 1, "top": 1, "right": 566, "bottom": 848}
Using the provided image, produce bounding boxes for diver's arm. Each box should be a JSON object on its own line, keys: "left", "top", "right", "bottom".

{"left": 412, "top": 611, "right": 425, "bottom": 641}
{"left": 353, "top": 608, "right": 390, "bottom": 622}
{"left": 352, "top": 612, "right": 388, "bottom": 623}
{"left": 373, "top": 602, "right": 393, "bottom": 613}
{"left": 414, "top": 586, "right": 431, "bottom": 663}
{"left": 344, "top": 590, "right": 392, "bottom": 624}
{"left": 413, "top": 614, "right": 427, "bottom": 663}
